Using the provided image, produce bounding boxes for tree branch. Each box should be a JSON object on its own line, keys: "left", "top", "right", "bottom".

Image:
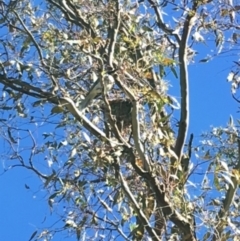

{"left": 148, "top": 0, "right": 197, "bottom": 160}
{"left": 148, "top": 175, "right": 196, "bottom": 241}
{"left": 118, "top": 171, "right": 161, "bottom": 241}
{"left": 0, "top": 75, "right": 121, "bottom": 146}
{"left": 174, "top": 3, "right": 198, "bottom": 159}
{"left": 107, "top": 0, "right": 120, "bottom": 68}
{"left": 148, "top": 0, "right": 180, "bottom": 43}
{"left": 115, "top": 74, "right": 151, "bottom": 171}
{"left": 47, "top": 0, "right": 96, "bottom": 38}
{"left": 125, "top": 152, "right": 197, "bottom": 241}
{"left": 13, "top": 11, "right": 46, "bottom": 67}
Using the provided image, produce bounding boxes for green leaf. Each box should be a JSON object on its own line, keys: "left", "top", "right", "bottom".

{"left": 44, "top": 172, "right": 56, "bottom": 188}
{"left": 203, "top": 232, "right": 211, "bottom": 241}
{"left": 170, "top": 66, "right": 178, "bottom": 78}
{"left": 64, "top": 39, "right": 82, "bottom": 45}
{"left": 214, "top": 175, "right": 221, "bottom": 190}
{"left": 159, "top": 65, "right": 166, "bottom": 77}
{"left": 65, "top": 219, "right": 77, "bottom": 228}
{"left": 48, "top": 191, "right": 60, "bottom": 208}
{"left": 168, "top": 96, "right": 180, "bottom": 109}
{"left": 142, "top": 25, "right": 153, "bottom": 32}
{"left": 203, "top": 150, "right": 211, "bottom": 160}
{"left": 199, "top": 56, "right": 212, "bottom": 63}
{"left": 82, "top": 131, "right": 91, "bottom": 144}
{"left": 220, "top": 160, "right": 229, "bottom": 172}
{"left": 32, "top": 100, "right": 43, "bottom": 107}
{"left": 51, "top": 105, "right": 64, "bottom": 114}
{"left": 112, "top": 189, "right": 123, "bottom": 206}
{"left": 221, "top": 173, "right": 234, "bottom": 188}
{"left": 228, "top": 115, "right": 234, "bottom": 127}
{"left": 42, "top": 132, "right": 53, "bottom": 139}
{"left": 58, "top": 140, "right": 68, "bottom": 148}
{"left": 28, "top": 230, "right": 37, "bottom": 241}
{"left": 214, "top": 29, "right": 224, "bottom": 47}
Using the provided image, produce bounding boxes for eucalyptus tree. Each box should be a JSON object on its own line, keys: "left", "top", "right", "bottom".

{"left": 0, "top": 0, "right": 239, "bottom": 240}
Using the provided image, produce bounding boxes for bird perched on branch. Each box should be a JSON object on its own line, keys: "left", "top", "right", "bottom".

{"left": 79, "top": 71, "right": 116, "bottom": 111}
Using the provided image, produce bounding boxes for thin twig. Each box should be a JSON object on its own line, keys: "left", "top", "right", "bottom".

{"left": 13, "top": 11, "right": 46, "bottom": 67}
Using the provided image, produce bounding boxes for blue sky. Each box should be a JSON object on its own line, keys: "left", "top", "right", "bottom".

{"left": 189, "top": 57, "right": 238, "bottom": 131}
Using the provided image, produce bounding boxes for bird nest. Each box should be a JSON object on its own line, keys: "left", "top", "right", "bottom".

{"left": 103, "top": 98, "right": 132, "bottom": 131}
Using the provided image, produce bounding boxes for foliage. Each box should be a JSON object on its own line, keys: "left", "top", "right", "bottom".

{"left": 0, "top": 0, "right": 240, "bottom": 241}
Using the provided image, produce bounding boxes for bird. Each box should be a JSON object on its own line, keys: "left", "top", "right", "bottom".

{"left": 79, "top": 72, "right": 115, "bottom": 111}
